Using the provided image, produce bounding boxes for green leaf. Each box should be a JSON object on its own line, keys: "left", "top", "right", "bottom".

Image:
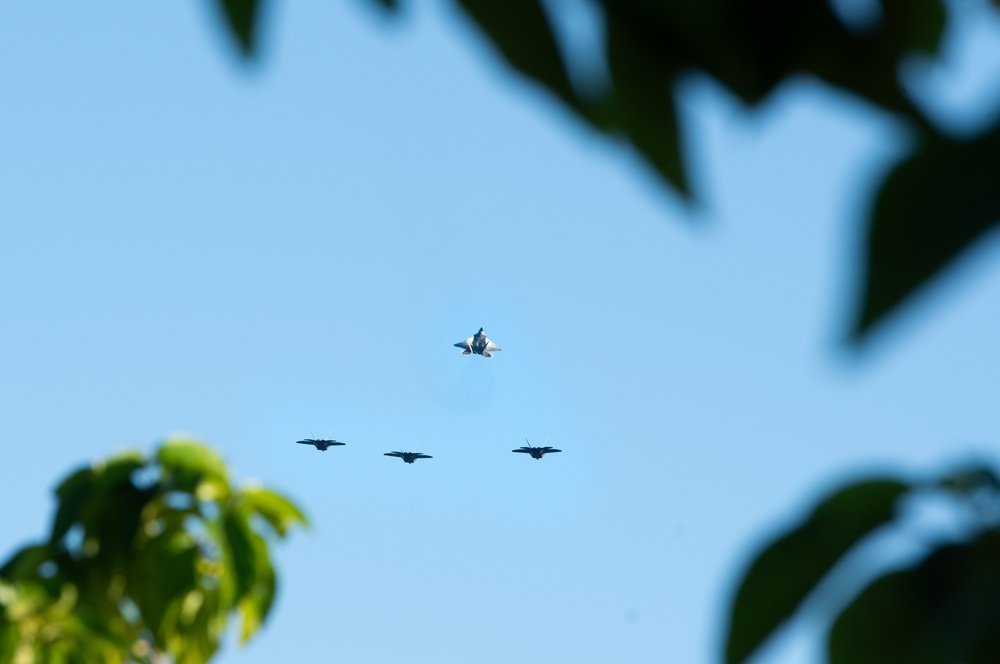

{"left": 455, "top": 0, "right": 582, "bottom": 115}
{"left": 829, "top": 530, "right": 1000, "bottom": 663}
{"left": 852, "top": 126, "right": 1000, "bottom": 342}
{"left": 725, "top": 478, "right": 910, "bottom": 664}
{"left": 3, "top": 440, "right": 302, "bottom": 663}
{"left": 605, "top": 5, "right": 690, "bottom": 198}
{"left": 157, "top": 440, "right": 228, "bottom": 486}
{"left": 98, "top": 451, "right": 145, "bottom": 486}
{"left": 0, "top": 545, "right": 53, "bottom": 581}
{"left": 130, "top": 537, "right": 198, "bottom": 642}
{"left": 51, "top": 467, "right": 95, "bottom": 545}
{"left": 215, "top": 0, "right": 261, "bottom": 57}
{"left": 829, "top": 570, "right": 942, "bottom": 663}
{"left": 87, "top": 459, "right": 154, "bottom": 571}
{"left": 243, "top": 487, "right": 308, "bottom": 537}
{"left": 223, "top": 510, "right": 258, "bottom": 604}
{"left": 237, "top": 541, "right": 275, "bottom": 643}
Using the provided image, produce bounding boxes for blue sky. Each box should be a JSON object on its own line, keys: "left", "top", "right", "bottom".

{"left": 3, "top": 2, "right": 1000, "bottom": 663}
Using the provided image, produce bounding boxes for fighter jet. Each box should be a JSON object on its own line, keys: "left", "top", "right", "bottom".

{"left": 512, "top": 439, "right": 561, "bottom": 460}
{"left": 384, "top": 451, "right": 433, "bottom": 464}
{"left": 296, "top": 439, "right": 346, "bottom": 451}
{"left": 454, "top": 327, "right": 502, "bottom": 358}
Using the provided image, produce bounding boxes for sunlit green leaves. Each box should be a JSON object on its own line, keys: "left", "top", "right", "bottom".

{"left": 0, "top": 440, "right": 305, "bottom": 664}
{"left": 243, "top": 486, "right": 308, "bottom": 537}
{"left": 725, "top": 464, "right": 1000, "bottom": 663}
{"left": 725, "top": 478, "right": 909, "bottom": 664}
{"left": 0, "top": 580, "right": 127, "bottom": 664}
{"left": 158, "top": 439, "right": 228, "bottom": 486}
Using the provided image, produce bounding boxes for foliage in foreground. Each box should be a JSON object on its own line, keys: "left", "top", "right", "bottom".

{"left": 209, "top": 0, "right": 1000, "bottom": 344}
{"left": 0, "top": 440, "right": 307, "bottom": 664}
{"left": 725, "top": 464, "right": 1000, "bottom": 663}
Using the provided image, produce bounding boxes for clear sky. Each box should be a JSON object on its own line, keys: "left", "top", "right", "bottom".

{"left": 3, "top": 2, "right": 1000, "bottom": 663}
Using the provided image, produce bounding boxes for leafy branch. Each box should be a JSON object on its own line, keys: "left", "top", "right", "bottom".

{"left": 0, "top": 440, "right": 307, "bottom": 664}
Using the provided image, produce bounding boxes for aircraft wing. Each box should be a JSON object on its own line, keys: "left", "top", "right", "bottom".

{"left": 543, "top": 448, "right": 562, "bottom": 454}
{"left": 384, "top": 452, "right": 402, "bottom": 458}
{"left": 415, "top": 453, "right": 433, "bottom": 459}
{"left": 454, "top": 337, "right": 473, "bottom": 350}
{"left": 512, "top": 448, "right": 531, "bottom": 454}
{"left": 296, "top": 440, "right": 316, "bottom": 445}
{"left": 481, "top": 341, "right": 502, "bottom": 357}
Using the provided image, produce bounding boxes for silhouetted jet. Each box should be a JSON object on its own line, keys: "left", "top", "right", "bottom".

{"left": 296, "top": 439, "right": 346, "bottom": 451}
{"left": 384, "top": 451, "right": 433, "bottom": 464}
{"left": 454, "top": 327, "right": 502, "bottom": 358}
{"left": 513, "top": 439, "right": 561, "bottom": 460}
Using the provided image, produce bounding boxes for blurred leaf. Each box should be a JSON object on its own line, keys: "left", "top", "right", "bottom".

{"left": 222, "top": 510, "right": 258, "bottom": 604}
{"left": 0, "top": 545, "right": 53, "bottom": 581}
{"left": 0, "top": 625, "right": 15, "bottom": 664}
{"left": 5, "top": 440, "right": 302, "bottom": 663}
{"left": 236, "top": 530, "right": 276, "bottom": 643}
{"left": 98, "top": 451, "right": 145, "bottom": 486}
{"left": 455, "top": 0, "right": 583, "bottom": 117}
{"left": 829, "top": 530, "right": 1000, "bottom": 663}
{"left": 51, "top": 467, "right": 95, "bottom": 544}
{"left": 216, "top": 0, "right": 261, "bottom": 57}
{"left": 938, "top": 465, "right": 1000, "bottom": 496}
{"left": 365, "top": 0, "right": 401, "bottom": 11}
{"left": 239, "top": 565, "right": 274, "bottom": 643}
{"left": 852, "top": 126, "right": 1000, "bottom": 341}
{"left": 605, "top": 5, "right": 689, "bottom": 198}
{"left": 723, "top": 0, "right": 845, "bottom": 103}
{"left": 881, "top": 0, "right": 947, "bottom": 56}
{"left": 243, "top": 487, "right": 309, "bottom": 537}
{"left": 829, "top": 570, "right": 942, "bottom": 663}
{"left": 725, "top": 478, "right": 910, "bottom": 664}
{"left": 158, "top": 440, "right": 229, "bottom": 488}
{"left": 88, "top": 453, "right": 150, "bottom": 559}
{"left": 130, "top": 537, "right": 198, "bottom": 642}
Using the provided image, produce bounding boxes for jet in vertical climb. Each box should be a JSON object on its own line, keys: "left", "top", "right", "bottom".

{"left": 454, "top": 327, "right": 502, "bottom": 358}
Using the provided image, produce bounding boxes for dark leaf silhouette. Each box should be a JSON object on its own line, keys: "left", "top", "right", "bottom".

{"left": 727, "top": 464, "right": 1000, "bottom": 663}
{"left": 216, "top": 0, "right": 261, "bottom": 57}
{"left": 830, "top": 532, "right": 1000, "bottom": 663}
{"left": 725, "top": 478, "right": 910, "bottom": 664}
{"left": 455, "top": 0, "right": 584, "bottom": 119}
{"left": 605, "top": 5, "right": 689, "bottom": 197}
{"left": 853, "top": 126, "right": 1000, "bottom": 340}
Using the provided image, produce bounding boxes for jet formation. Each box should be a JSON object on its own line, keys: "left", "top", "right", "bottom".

{"left": 295, "top": 327, "right": 564, "bottom": 463}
